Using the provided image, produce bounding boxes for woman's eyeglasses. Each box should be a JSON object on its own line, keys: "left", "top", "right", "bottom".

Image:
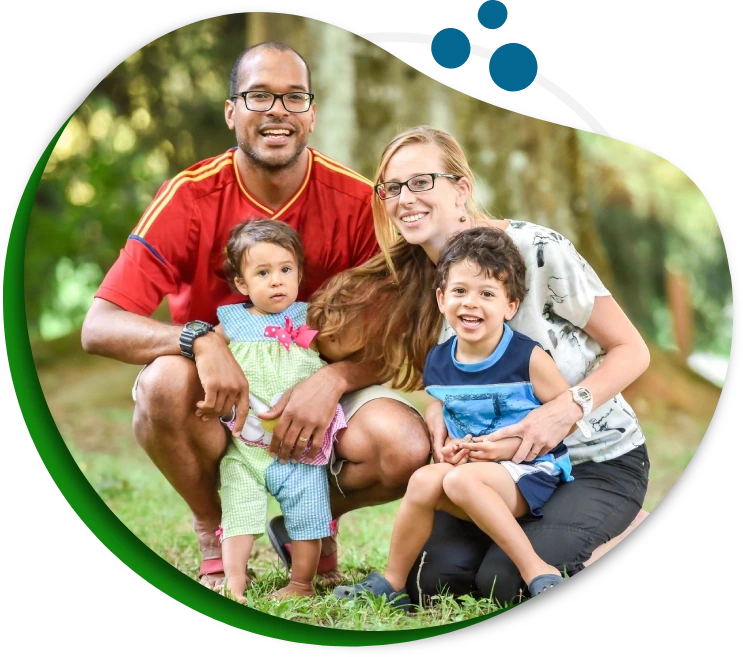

{"left": 375, "top": 173, "right": 460, "bottom": 200}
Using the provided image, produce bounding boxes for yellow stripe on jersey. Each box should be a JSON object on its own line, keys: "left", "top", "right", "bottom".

{"left": 232, "top": 153, "right": 274, "bottom": 215}
{"left": 133, "top": 152, "right": 234, "bottom": 238}
{"left": 312, "top": 153, "right": 373, "bottom": 187}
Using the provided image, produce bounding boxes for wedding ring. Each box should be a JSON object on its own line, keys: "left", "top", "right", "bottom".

{"left": 297, "top": 436, "right": 309, "bottom": 443}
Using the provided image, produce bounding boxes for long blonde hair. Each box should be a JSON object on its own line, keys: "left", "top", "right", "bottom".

{"left": 308, "top": 126, "right": 489, "bottom": 390}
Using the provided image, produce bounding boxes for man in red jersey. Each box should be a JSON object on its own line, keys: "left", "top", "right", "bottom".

{"left": 82, "top": 42, "right": 430, "bottom": 589}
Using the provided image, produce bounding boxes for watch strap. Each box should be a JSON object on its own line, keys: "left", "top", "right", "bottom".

{"left": 576, "top": 419, "right": 592, "bottom": 439}
{"left": 180, "top": 322, "right": 214, "bottom": 360}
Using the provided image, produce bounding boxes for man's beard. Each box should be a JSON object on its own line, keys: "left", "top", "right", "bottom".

{"left": 238, "top": 137, "right": 306, "bottom": 171}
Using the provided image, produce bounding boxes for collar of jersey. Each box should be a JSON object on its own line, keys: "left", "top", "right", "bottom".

{"left": 450, "top": 324, "right": 514, "bottom": 372}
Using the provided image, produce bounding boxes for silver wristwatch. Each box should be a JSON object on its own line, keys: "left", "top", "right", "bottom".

{"left": 568, "top": 386, "right": 593, "bottom": 439}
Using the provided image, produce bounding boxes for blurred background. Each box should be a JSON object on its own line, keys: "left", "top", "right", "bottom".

{"left": 26, "top": 13, "right": 730, "bottom": 584}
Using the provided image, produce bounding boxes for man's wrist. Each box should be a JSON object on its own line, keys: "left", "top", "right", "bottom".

{"left": 191, "top": 330, "right": 221, "bottom": 357}
{"left": 180, "top": 320, "right": 215, "bottom": 360}
{"left": 319, "top": 362, "right": 349, "bottom": 398}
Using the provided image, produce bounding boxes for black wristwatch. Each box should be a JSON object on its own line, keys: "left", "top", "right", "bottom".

{"left": 179, "top": 320, "right": 215, "bottom": 360}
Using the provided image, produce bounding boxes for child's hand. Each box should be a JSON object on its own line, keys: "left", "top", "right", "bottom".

{"left": 468, "top": 436, "right": 503, "bottom": 462}
{"left": 441, "top": 437, "right": 471, "bottom": 466}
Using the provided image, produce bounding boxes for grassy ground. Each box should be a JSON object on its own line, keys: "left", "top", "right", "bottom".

{"left": 37, "top": 353, "right": 714, "bottom": 629}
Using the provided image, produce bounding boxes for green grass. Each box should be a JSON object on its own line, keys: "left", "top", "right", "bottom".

{"left": 65, "top": 411, "right": 693, "bottom": 629}
{"left": 67, "top": 442, "right": 515, "bottom": 629}
{"left": 40, "top": 356, "right": 709, "bottom": 630}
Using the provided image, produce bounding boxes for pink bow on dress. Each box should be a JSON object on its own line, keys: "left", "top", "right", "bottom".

{"left": 264, "top": 316, "right": 318, "bottom": 351}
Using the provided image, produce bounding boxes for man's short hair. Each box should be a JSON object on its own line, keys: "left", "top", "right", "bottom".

{"left": 229, "top": 41, "right": 312, "bottom": 97}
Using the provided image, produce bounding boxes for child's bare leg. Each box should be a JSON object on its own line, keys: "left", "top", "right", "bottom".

{"left": 221, "top": 535, "right": 255, "bottom": 603}
{"left": 384, "top": 463, "right": 460, "bottom": 591}
{"left": 275, "top": 539, "right": 321, "bottom": 597}
{"left": 443, "top": 464, "right": 561, "bottom": 584}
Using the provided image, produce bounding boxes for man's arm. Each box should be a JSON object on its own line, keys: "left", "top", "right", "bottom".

{"left": 81, "top": 298, "right": 250, "bottom": 435}
{"left": 81, "top": 298, "right": 182, "bottom": 364}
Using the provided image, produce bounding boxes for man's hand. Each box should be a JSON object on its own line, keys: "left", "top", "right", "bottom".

{"left": 193, "top": 332, "right": 250, "bottom": 437}
{"left": 259, "top": 366, "right": 344, "bottom": 463}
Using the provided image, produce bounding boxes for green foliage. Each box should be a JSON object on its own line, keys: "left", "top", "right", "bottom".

{"left": 582, "top": 133, "right": 732, "bottom": 356}
{"left": 25, "top": 16, "right": 244, "bottom": 335}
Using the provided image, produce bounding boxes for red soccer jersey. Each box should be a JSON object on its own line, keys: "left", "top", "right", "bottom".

{"left": 96, "top": 147, "right": 378, "bottom": 325}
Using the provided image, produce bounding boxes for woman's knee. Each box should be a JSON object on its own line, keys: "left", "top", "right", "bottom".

{"left": 476, "top": 551, "right": 524, "bottom": 604}
{"left": 406, "top": 551, "right": 478, "bottom": 604}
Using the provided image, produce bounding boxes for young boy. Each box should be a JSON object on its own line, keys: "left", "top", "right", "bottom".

{"left": 334, "top": 226, "right": 574, "bottom": 607}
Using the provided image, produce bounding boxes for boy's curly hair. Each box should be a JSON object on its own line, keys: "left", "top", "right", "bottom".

{"left": 435, "top": 227, "right": 527, "bottom": 302}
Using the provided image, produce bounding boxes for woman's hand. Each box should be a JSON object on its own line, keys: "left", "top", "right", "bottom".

{"left": 485, "top": 391, "right": 581, "bottom": 463}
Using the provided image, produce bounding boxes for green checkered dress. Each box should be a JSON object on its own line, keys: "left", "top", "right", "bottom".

{"left": 217, "top": 301, "right": 336, "bottom": 539}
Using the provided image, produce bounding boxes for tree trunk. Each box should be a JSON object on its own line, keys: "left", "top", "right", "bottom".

{"left": 310, "top": 21, "right": 357, "bottom": 164}
{"left": 666, "top": 268, "right": 694, "bottom": 359}
{"left": 247, "top": 13, "right": 307, "bottom": 52}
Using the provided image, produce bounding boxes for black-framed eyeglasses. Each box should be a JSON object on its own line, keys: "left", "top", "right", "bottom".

{"left": 231, "top": 91, "right": 315, "bottom": 113}
{"left": 375, "top": 173, "right": 461, "bottom": 200}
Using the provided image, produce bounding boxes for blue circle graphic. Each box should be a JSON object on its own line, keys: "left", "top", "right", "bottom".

{"left": 431, "top": 28, "right": 471, "bottom": 69}
{"left": 478, "top": 1, "right": 508, "bottom": 29}
{"left": 489, "top": 43, "right": 538, "bottom": 91}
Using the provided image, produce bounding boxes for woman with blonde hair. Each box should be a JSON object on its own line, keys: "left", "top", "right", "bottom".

{"left": 309, "top": 126, "right": 650, "bottom": 603}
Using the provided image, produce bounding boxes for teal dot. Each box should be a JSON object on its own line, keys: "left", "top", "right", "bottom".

{"left": 431, "top": 28, "right": 471, "bottom": 69}
{"left": 489, "top": 43, "right": 538, "bottom": 91}
{"left": 478, "top": 1, "right": 508, "bottom": 29}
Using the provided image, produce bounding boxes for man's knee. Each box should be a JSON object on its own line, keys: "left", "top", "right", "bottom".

{"left": 133, "top": 356, "right": 200, "bottom": 433}
{"left": 371, "top": 402, "right": 430, "bottom": 488}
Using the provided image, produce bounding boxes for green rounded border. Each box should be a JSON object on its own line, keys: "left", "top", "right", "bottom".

{"left": 4, "top": 120, "right": 510, "bottom": 645}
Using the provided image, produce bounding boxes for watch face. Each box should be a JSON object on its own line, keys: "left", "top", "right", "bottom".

{"left": 185, "top": 320, "right": 209, "bottom": 332}
{"left": 577, "top": 389, "right": 592, "bottom": 402}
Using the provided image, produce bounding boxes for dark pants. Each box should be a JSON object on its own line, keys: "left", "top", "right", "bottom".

{"left": 405, "top": 444, "right": 650, "bottom": 605}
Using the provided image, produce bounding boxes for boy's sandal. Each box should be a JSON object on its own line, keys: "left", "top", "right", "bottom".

{"left": 333, "top": 571, "right": 412, "bottom": 609}
{"left": 527, "top": 574, "right": 564, "bottom": 597}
